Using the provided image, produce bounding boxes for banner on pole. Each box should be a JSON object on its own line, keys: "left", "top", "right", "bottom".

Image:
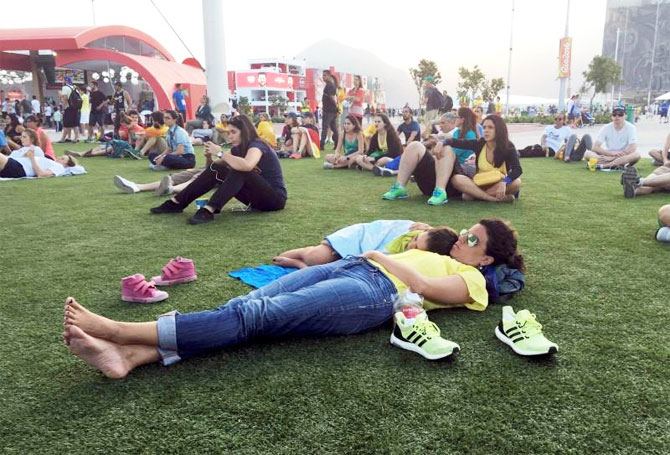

{"left": 558, "top": 37, "right": 572, "bottom": 78}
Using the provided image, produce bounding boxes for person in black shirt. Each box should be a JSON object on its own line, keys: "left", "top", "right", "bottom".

{"left": 88, "top": 81, "right": 108, "bottom": 140}
{"left": 112, "top": 81, "right": 132, "bottom": 138}
{"left": 320, "top": 70, "right": 339, "bottom": 150}
{"left": 150, "top": 115, "right": 287, "bottom": 225}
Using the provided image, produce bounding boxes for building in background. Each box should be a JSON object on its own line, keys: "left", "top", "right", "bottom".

{"left": 228, "top": 58, "right": 385, "bottom": 116}
{"left": 602, "top": 0, "right": 670, "bottom": 103}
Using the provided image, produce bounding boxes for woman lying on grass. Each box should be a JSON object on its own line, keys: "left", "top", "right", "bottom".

{"left": 273, "top": 220, "right": 457, "bottom": 269}
{"left": 0, "top": 129, "right": 77, "bottom": 179}
{"left": 63, "top": 218, "right": 523, "bottom": 379}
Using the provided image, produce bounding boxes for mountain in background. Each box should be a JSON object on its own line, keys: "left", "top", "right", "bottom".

{"left": 295, "top": 39, "right": 418, "bottom": 108}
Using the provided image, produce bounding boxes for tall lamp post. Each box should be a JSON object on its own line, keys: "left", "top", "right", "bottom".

{"left": 504, "top": 0, "right": 515, "bottom": 116}
{"left": 647, "top": 0, "right": 661, "bottom": 107}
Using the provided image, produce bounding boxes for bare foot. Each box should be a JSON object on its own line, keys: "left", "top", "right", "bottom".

{"left": 64, "top": 297, "right": 118, "bottom": 342}
{"left": 66, "top": 325, "right": 130, "bottom": 379}
{"left": 272, "top": 256, "right": 306, "bottom": 269}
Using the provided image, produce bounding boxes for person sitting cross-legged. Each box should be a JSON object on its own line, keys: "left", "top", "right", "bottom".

{"left": 445, "top": 115, "right": 522, "bottom": 203}
{"left": 150, "top": 115, "right": 287, "bottom": 225}
{"left": 147, "top": 110, "right": 196, "bottom": 170}
{"left": 324, "top": 115, "right": 364, "bottom": 169}
{"left": 355, "top": 114, "right": 403, "bottom": 171}
{"left": 582, "top": 106, "right": 640, "bottom": 170}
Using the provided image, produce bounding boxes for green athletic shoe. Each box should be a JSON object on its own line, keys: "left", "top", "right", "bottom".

{"left": 382, "top": 182, "right": 408, "bottom": 200}
{"left": 427, "top": 187, "right": 448, "bottom": 205}
{"left": 495, "top": 306, "right": 558, "bottom": 356}
{"left": 390, "top": 311, "right": 460, "bottom": 360}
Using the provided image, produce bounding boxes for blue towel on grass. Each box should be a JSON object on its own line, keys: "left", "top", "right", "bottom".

{"left": 229, "top": 265, "right": 298, "bottom": 289}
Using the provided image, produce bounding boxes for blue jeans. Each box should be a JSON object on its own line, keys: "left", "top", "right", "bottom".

{"left": 147, "top": 151, "right": 196, "bottom": 169}
{"left": 156, "top": 257, "right": 398, "bottom": 365}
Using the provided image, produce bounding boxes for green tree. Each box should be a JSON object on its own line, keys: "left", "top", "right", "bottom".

{"left": 269, "top": 94, "right": 288, "bottom": 116}
{"left": 581, "top": 55, "right": 623, "bottom": 108}
{"left": 409, "top": 59, "right": 441, "bottom": 107}
{"left": 456, "top": 66, "right": 486, "bottom": 104}
{"left": 238, "top": 96, "right": 251, "bottom": 116}
{"left": 482, "top": 77, "right": 505, "bottom": 102}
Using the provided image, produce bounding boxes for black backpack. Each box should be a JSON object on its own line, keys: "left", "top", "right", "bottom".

{"left": 68, "top": 85, "right": 83, "bottom": 110}
{"left": 441, "top": 95, "right": 453, "bottom": 113}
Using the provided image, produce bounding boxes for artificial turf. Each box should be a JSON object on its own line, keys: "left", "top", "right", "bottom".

{"left": 1, "top": 143, "right": 668, "bottom": 454}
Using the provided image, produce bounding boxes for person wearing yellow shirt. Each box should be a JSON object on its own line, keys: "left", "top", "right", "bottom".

{"left": 256, "top": 112, "right": 277, "bottom": 148}
{"left": 214, "top": 113, "right": 230, "bottom": 145}
{"left": 62, "top": 218, "right": 524, "bottom": 378}
{"left": 136, "top": 111, "right": 169, "bottom": 156}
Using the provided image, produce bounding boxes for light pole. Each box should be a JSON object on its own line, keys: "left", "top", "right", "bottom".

{"left": 505, "top": 0, "right": 515, "bottom": 116}
{"left": 558, "top": 0, "right": 570, "bottom": 112}
{"left": 611, "top": 27, "right": 620, "bottom": 109}
{"left": 618, "top": 7, "right": 629, "bottom": 102}
{"left": 647, "top": 0, "right": 661, "bottom": 106}
{"left": 202, "top": 0, "right": 230, "bottom": 115}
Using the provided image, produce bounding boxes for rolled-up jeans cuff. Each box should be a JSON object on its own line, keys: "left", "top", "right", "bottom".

{"left": 157, "top": 310, "right": 181, "bottom": 366}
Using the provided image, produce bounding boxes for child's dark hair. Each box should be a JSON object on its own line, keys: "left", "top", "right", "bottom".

{"left": 425, "top": 226, "right": 459, "bottom": 256}
{"left": 479, "top": 218, "right": 525, "bottom": 272}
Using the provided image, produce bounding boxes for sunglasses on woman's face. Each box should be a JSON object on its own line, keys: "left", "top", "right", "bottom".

{"left": 459, "top": 229, "right": 480, "bottom": 247}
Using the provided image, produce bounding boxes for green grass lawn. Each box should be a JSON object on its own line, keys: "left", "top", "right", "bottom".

{"left": 1, "top": 144, "right": 669, "bottom": 454}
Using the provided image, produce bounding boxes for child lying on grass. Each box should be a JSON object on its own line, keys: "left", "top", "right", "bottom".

{"left": 272, "top": 220, "right": 458, "bottom": 269}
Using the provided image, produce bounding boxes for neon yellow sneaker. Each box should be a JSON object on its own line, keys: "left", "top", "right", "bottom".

{"left": 390, "top": 311, "right": 460, "bottom": 360}
{"left": 382, "top": 182, "right": 408, "bottom": 200}
{"left": 495, "top": 306, "right": 558, "bottom": 356}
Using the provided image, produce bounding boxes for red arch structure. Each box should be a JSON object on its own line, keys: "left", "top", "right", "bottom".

{"left": 0, "top": 26, "right": 206, "bottom": 114}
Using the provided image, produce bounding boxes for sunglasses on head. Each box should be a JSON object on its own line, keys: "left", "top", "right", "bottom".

{"left": 459, "top": 229, "right": 480, "bottom": 247}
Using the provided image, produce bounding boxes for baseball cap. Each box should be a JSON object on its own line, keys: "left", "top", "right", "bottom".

{"left": 301, "top": 112, "right": 313, "bottom": 118}
{"left": 423, "top": 76, "right": 435, "bottom": 83}
{"left": 286, "top": 112, "right": 298, "bottom": 118}
{"left": 64, "top": 76, "right": 72, "bottom": 83}
{"left": 612, "top": 106, "right": 625, "bottom": 115}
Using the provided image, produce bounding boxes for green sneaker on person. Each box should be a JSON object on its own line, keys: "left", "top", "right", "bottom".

{"left": 427, "top": 187, "right": 448, "bottom": 205}
{"left": 495, "top": 306, "right": 558, "bottom": 356}
{"left": 390, "top": 311, "right": 460, "bottom": 360}
{"left": 382, "top": 182, "right": 408, "bottom": 200}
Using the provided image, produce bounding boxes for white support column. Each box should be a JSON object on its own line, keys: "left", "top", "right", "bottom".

{"left": 202, "top": 0, "right": 230, "bottom": 115}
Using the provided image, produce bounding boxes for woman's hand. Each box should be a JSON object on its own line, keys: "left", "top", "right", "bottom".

{"left": 205, "top": 141, "right": 222, "bottom": 157}
{"left": 495, "top": 181, "right": 507, "bottom": 200}
{"left": 362, "top": 251, "right": 381, "bottom": 260}
{"left": 155, "top": 154, "right": 165, "bottom": 166}
{"left": 25, "top": 149, "right": 35, "bottom": 159}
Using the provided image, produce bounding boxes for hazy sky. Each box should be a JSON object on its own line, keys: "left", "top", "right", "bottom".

{"left": 16, "top": 0, "right": 607, "bottom": 99}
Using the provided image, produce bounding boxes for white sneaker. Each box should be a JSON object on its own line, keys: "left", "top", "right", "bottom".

{"left": 150, "top": 164, "right": 168, "bottom": 171}
{"left": 113, "top": 175, "right": 140, "bottom": 194}
{"left": 323, "top": 162, "right": 334, "bottom": 169}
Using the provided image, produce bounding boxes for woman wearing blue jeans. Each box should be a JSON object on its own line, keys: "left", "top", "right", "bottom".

{"left": 62, "top": 219, "right": 523, "bottom": 379}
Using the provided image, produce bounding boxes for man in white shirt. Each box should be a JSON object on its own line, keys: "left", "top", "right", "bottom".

{"left": 583, "top": 106, "right": 640, "bottom": 169}
{"left": 31, "top": 96, "right": 41, "bottom": 117}
{"left": 541, "top": 114, "right": 573, "bottom": 157}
